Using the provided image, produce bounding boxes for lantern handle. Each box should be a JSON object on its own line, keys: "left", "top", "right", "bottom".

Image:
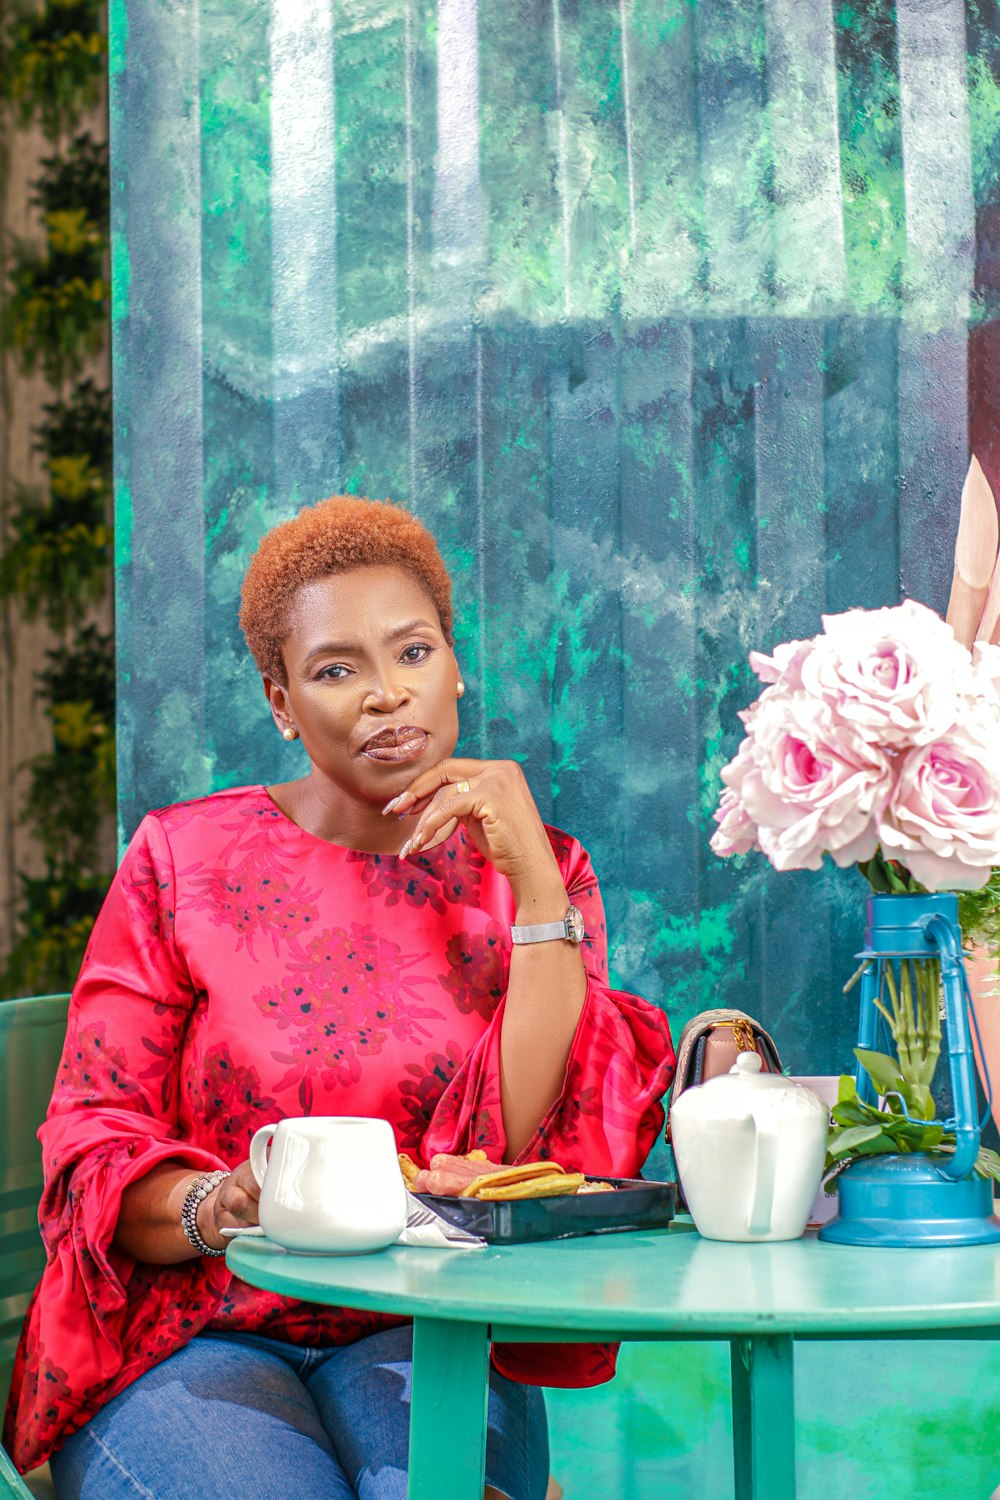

{"left": 964, "top": 959, "right": 994, "bottom": 1131}
{"left": 921, "top": 912, "right": 980, "bottom": 1181}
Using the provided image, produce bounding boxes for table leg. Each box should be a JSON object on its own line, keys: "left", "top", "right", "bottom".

{"left": 730, "top": 1334, "right": 796, "bottom": 1500}
{"left": 408, "top": 1316, "right": 490, "bottom": 1500}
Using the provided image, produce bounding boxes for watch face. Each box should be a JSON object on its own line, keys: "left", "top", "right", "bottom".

{"left": 567, "top": 905, "right": 585, "bottom": 944}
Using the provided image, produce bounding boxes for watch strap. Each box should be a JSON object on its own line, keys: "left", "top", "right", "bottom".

{"left": 511, "top": 906, "right": 584, "bottom": 945}
{"left": 510, "top": 917, "right": 570, "bottom": 944}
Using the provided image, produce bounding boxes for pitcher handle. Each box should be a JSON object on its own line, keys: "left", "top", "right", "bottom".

{"left": 249, "top": 1123, "right": 278, "bottom": 1188}
{"left": 747, "top": 1118, "right": 778, "bottom": 1236}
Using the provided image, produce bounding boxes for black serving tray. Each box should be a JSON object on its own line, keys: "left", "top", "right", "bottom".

{"left": 419, "top": 1176, "right": 676, "bottom": 1244}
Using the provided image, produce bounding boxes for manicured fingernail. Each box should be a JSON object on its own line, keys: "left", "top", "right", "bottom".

{"left": 399, "top": 839, "right": 412, "bottom": 859}
{"left": 382, "top": 796, "right": 401, "bottom": 815}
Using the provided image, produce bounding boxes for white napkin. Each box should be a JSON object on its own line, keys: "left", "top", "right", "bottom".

{"left": 399, "top": 1196, "right": 486, "bottom": 1250}
{"left": 219, "top": 1201, "right": 486, "bottom": 1251}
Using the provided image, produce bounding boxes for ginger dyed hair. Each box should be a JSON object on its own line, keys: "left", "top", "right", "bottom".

{"left": 239, "top": 495, "right": 454, "bottom": 684}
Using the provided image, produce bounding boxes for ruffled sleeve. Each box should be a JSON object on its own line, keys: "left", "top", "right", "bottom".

{"left": 419, "top": 829, "right": 675, "bottom": 1173}
{"left": 5, "top": 815, "right": 232, "bottom": 1471}
{"left": 416, "top": 831, "right": 675, "bottom": 1391}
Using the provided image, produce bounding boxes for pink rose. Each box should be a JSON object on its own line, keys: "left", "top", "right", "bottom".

{"left": 972, "top": 641, "right": 1000, "bottom": 701}
{"left": 800, "top": 601, "right": 976, "bottom": 747}
{"left": 712, "top": 603, "right": 1000, "bottom": 890}
{"left": 748, "top": 638, "right": 814, "bottom": 689}
{"left": 878, "top": 734, "right": 1000, "bottom": 891}
{"left": 718, "top": 692, "right": 890, "bottom": 873}
{"left": 709, "top": 782, "right": 760, "bottom": 857}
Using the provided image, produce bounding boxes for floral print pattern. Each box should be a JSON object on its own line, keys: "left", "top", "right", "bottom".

{"left": 440, "top": 921, "right": 506, "bottom": 1020}
{"left": 184, "top": 1046, "right": 278, "bottom": 1165}
{"left": 4, "top": 785, "right": 675, "bottom": 1472}
{"left": 346, "top": 839, "right": 486, "bottom": 915}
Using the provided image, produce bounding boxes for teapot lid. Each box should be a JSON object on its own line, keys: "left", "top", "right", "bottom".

{"left": 730, "top": 1053, "right": 773, "bottom": 1081}
{"left": 671, "top": 1051, "right": 829, "bottom": 1122}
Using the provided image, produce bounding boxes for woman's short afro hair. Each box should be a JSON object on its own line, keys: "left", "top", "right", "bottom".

{"left": 239, "top": 495, "right": 454, "bottom": 684}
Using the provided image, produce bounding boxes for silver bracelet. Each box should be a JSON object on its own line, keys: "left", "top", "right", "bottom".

{"left": 180, "top": 1169, "right": 230, "bottom": 1258}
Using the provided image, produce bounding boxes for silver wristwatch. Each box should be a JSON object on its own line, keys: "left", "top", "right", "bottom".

{"left": 510, "top": 905, "right": 585, "bottom": 946}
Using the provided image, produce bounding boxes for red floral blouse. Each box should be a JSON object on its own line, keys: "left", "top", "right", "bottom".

{"left": 5, "top": 786, "right": 675, "bottom": 1472}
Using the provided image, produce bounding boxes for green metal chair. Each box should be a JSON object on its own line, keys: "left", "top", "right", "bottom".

{"left": 0, "top": 996, "right": 70, "bottom": 1499}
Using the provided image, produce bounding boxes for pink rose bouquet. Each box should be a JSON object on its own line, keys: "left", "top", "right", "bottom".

{"left": 711, "top": 466, "right": 1000, "bottom": 1192}
{"left": 711, "top": 600, "right": 1000, "bottom": 893}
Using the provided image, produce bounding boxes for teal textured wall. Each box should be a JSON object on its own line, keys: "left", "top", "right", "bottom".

{"left": 111, "top": 3, "right": 1000, "bottom": 1492}
{"left": 112, "top": 0, "right": 1000, "bottom": 1081}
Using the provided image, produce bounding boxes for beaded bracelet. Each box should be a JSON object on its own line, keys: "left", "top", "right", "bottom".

{"left": 180, "top": 1169, "right": 230, "bottom": 1257}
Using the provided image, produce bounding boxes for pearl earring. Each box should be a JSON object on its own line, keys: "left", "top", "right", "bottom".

{"left": 282, "top": 727, "right": 298, "bottom": 742}
{"left": 457, "top": 681, "right": 465, "bottom": 697}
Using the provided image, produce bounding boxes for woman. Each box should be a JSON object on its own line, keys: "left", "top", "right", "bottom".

{"left": 5, "top": 496, "right": 675, "bottom": 1499}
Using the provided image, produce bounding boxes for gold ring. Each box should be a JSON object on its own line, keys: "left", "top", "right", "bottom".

{"left": 454, "top": 780, "right": 470, "bottom": 794}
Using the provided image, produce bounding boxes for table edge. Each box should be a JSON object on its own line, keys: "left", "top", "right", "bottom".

{"left": 225, "top": 1239, "right": 1000, "bottom": 1338}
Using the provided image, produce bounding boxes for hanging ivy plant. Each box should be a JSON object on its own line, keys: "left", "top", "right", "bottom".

{"left": 0, "top": 486, "right": 110, "bottom": 631}
{"left": 2, "top": 0, "right": 105, "bottom": 139}
{"left": 23, "top": 627, "right": 116, "bottom": 868}
{"left": 31, "top": 132, "right": 108, "bottom": 222}
{"left": 37, "top": 376, "right": 111, "bottom": 462}
{"left": 0, "top": 0, "right": 113, "bottom": 1000}
{"left": 0, "top": 377, "right": 112, "bottom": 633}
{"left": 0, "top": 628, "right": 115, "bottom": 998}
{"left": 0, "top": 869, "right": 108, "bottom": 998}
{"left": 2, "top": 202, "right": 108, "bottom": 382}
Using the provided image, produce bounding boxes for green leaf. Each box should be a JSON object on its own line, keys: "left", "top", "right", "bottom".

{"left": 883, "top": 860, "right": 916, "bottom": 893}
{"left": 902, "top": 1124, "right": 944, "bottom": 1151}
{"left": 826, "top": 1125, "right": 885, "bottom": 1160}
{"left": 854, "top": 1047, "right": 904, "bottom": 1097}
{"left": 832, "top": 1095, "right": 887, "bottom": 1127}
{"left": 837, "top": 1074, "right": 859, "bottom": 1104}
{"left": 831, "top": 1100, "right": 870, "bottom": 1126}
{"left": 976, "top": 1147, "right": 1000, "bottom": 1184}
{"left": 858, "top": 857, "right": 892, "bottom": 893}
{"left": 959, "top": 868, "right": 1000, "bottom": 952}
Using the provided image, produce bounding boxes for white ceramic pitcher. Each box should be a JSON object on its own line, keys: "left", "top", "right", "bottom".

{"left": 249, "top": 1116, "right": 408, "bottom": 1253}
{"left": 670, "top": 1053, "right": 829, "bottom": 1242}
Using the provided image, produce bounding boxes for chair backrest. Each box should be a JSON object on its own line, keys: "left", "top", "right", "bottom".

{"left": 0, "top": 996, "right": 69, "bottom": 1420}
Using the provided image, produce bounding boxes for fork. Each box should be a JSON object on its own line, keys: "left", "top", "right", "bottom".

{"left": 405, "top": 1197, "right": 484, "bottom": 1244}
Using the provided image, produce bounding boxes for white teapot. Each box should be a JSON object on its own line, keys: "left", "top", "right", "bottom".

{"left": 670, "top": 1053, "right": 829, "bottom": 1242}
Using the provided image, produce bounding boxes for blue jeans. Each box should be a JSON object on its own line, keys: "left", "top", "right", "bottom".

{"left": 49, "top": 1325, "right": 549, "bottom": 1500}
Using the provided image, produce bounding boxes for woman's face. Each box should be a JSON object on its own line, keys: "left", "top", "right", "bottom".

{"left": 266, "top": 564, "right": 461, "bottom": 805}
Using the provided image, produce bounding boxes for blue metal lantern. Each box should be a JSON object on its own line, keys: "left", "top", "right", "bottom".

{"left": 820, "top": 892, "right": 1000, "bottom": 1247}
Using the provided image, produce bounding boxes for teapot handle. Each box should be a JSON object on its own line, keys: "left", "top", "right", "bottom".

{"left": 747, "top": 1117, "right": 779, "bottom": 1236}
{"left": 249, "top": 1123, "right": 278, "bottom": 1188}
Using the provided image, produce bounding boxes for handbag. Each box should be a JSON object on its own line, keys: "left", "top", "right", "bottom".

{"left": 667, "top": 1007, "right": 783, "bottom": 1140}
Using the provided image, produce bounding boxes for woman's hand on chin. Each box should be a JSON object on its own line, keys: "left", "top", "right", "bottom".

{"left": 383, "top": 759, "right": 563, "bottom": 898}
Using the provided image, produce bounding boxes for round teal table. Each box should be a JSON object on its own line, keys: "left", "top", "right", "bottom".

{"left": 227, "top": 1225, "right": 1000, "bottom": 1500}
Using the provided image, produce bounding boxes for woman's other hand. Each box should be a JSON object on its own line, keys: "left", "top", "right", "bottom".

{"left": 114, "top": 1158, "right": 260, "bottom": 1264}
{"left": 384, "top": 759, "right": 562, "bottom": 901}
{"left": 196, "top": 1159, "right": 261, "bottom": 1251}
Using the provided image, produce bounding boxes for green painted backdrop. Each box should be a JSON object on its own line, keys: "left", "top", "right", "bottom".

{"left": 112, "top": 0, "right": 1000, "bottom": 1073}
{"left": 111, "top": 2, "right": 1000, "bottom": 1494}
